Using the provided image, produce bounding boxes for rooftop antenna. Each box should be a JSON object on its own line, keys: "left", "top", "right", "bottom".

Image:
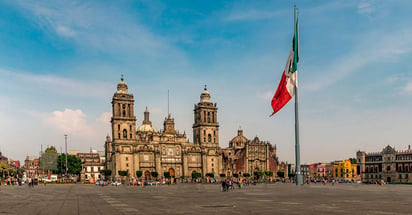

{"left": 168, "top": 89, "right": 170, "bottom": 116}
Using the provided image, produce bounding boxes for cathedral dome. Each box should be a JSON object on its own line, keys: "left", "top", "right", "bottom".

{"left": 137, "top": 107, "right": 157, "bottom": 132}
{"left": 116, "top": 75, "right": 128, "bottom": 94}
{"left": 137, "top": 124, "right": 158, "bottom": 133}
{"left": 200, "top": 85, "right": 211, "bottom": 103}
{"left": 229, "top": 128, "right": 248, "bottom": 148}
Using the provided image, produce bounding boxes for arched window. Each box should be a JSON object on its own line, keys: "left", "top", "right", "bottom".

{"left": 128, "top": 104, "right": 131, "bottom": 117}
{"left": 208, "top": 134, "right": 211, "bottom": 142}
{"left": 123, "top": 129, "right": 127, "bottom": 139}
{"left": 212, "top": 112, "right": 215, "bottom": 123}
{"left": 122, "top": 104, "right": 126, "bottom": 117}
{"left": 207, "top": 112, "right": 210, "bottom": 123}
{"left": 129, "top": 125, "right": 132, "bottom": 138}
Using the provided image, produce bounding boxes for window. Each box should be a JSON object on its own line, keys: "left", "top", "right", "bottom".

{"left": 212, "top": 112, "right": 215, "bottom": 123}
{"left": 208, "top": 134, "right": 211, "bottom": 142}
{"left": 123, "top": 129, "right": 127, "bottom": 138}
{"left": 211, "top": 158, "right": 214, "bottom": 162}
{"left": 128, "top": 104, "right": 131, "bottom": 116}
{"left": 207, "top": 112, "right": 210, "bottom": 123}
{"left": 122, "top": 104, "right": 126, "bottom": 117}
{"left": 399, "top": 174, "right": 402, "bottom": 179}
{"left": 406, "top": 174, "right": 409, "bottom": 179}
{"left": 126, "top": 163, "right": 129, "bottom": 167}
{"left": 130, "top": 125, "right": 132, "bottom": 138}
{"left": 387, "top": 166, "right": 391, "bottom": 171}
{"left": 126, "top": 157, "right": 128, "bottom": 161}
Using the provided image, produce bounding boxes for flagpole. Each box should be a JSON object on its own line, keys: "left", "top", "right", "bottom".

{"left": 294, "top": 5, "right": 303, "bottom": 186}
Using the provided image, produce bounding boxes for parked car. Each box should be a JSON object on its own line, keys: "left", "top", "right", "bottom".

{"left": 111, "top": 181, "right": 121, "bottom": 186}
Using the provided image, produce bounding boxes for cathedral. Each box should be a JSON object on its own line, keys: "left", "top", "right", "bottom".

{"left": 105, "top": 77, "right": 278, "bottom": 180}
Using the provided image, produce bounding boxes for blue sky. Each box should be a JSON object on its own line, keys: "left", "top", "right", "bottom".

{"left": 1, "top": 0, "right": 412, "bottom": 164}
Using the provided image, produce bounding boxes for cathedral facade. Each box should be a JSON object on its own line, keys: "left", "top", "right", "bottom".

{"left": 105, "top": 77, "right": 278, "bottom": 180}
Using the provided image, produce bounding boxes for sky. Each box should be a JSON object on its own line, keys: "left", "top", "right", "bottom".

{"left": 1, "top": 0, "right": 412, "bottom": 164}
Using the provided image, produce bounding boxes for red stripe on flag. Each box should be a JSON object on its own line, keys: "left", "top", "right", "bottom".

{"left": 270, "top": 71, "right": 292, "bottom": 116}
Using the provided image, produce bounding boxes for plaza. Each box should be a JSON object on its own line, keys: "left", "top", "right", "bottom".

{"left": 0, "top": 183, "right": 411, "bottom": 214}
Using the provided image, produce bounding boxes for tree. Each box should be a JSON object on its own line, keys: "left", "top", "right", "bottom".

{"left": 349, "top": 158, "right": 357, "bottom": 164}
{"left": 151, "top": 171, "right": 158, "bottom": 179}
{"left": 219, "top": 173, "right": 226, "bottom": 177}
{"left": 40, "top": 146, "right": 59, "bottom": 174}
{"left": 242, "top": 173, "right": 250, "bottom": 177}
{"left": 206, "top": 173, "right": 214, "bottom": 178}
{"left": 233, "top": 173, "right": 239, "bottom": 178}
{"left": 277, "top": 171, "right": 285, "bottom": 178}
{"left": 164, "top": 172, "right": 171, "bottom": 178}
{"left": 136, "top": 171, "right": 143, "bottom": 178}
{"left": 192, "top": 172, "right": 201, "bottom": 179}
{"left": 118, "top": 170, "right": 128, "bottom": 177}
{"left": 100, "top": 169, "right": 112, "bottom": 179}
{"left": 265, "top": 171, "right": 274, "bottom": 177}
{"left": 288, "top": 173, "right": 296, "bottom": 178}
{"left": 57, "top": 154, "right": 82, "bottom": 175}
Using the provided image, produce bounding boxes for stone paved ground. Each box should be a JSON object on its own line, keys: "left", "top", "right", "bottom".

{"left": 0, "top": 183, "right": 411, "bottom": 215}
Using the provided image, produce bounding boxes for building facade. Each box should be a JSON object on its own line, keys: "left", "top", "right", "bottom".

{"left": 357, "top": 145, "right": 412, "bottom": 183}
{"left": 24, "top": 156, "right": 40, "bottom": 178}
{"left": 221, "top": 129, "right": 278, "bottom": 178}
{"left": 77, "top": 152, "right": 105, "bottom": 182}
{"left": 105, "top": 77, "right": 280, "bottom": 180}
{"left": 333, "top": 160, "right": 357, "bottom": 181}
{"left": 105, "top": 78, "right": 222, "bottom": 180}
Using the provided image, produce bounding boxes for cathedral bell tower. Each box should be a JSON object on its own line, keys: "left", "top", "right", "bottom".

{"left": 111, "top": 75, "right": 137, "bottom": 143}
{"left": 193, "top": 86, "right": 219, "bottom": 148}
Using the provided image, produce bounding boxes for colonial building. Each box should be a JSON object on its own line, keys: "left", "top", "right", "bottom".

{"left": 105, "top": 77, "right": 280, "bottom": 180}
{"left": 333, "top": 159, "right": 357, "bottom": 181}
{"left": 24, "top": 156, "right": 40, "bottom": 178}
{"left": 105, "top": 77, "right": 221, "bottom": 180}
{"left": 357, "top": 145, "right": 412, "bottom": 183}
{"left": 77, "top": 151, "right": 105, "bottom": 182}
{"left": 221, "top": 129, "right": 278, "bottom": 178}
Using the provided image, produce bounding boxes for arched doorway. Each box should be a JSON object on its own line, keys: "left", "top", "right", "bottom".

{"left": 144, "top": 171, "right": 151, "bottom": 181}
{"left": 169, "top": 168, "right": 175, "bottom": 177}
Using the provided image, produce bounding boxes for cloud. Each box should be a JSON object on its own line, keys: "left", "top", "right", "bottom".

{"left": 357, "top": 0, "right": 375, "bottom": 15}
{"left": 44, "top": 109, "right": 93, "bottom": 135}
{"left": 224, "top": 9, "right": 286, "bottom": 22}
{"left": 96, "top": 112, "right": 111, "bottom": 124}
{"left": 0, "top": 68, "right": 113, "bottom": 98}
{"left": 257, "top": 91, "right": 273, "bottom": 100}
{"left": 305, "top": 28, "right": 412, "bottom": 91}
{"left": 56, "top": 25, "right": 76, "bottom": 37}
{"left": 403, "top": 81, "right": 412, "bottom": 94}
{"left": 9, "top": 0, "right": 186, "bottom": 60}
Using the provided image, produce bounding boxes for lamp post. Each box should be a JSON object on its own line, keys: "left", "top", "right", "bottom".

{"left": 64, "top": 134, "right": 68, "bottom": 177}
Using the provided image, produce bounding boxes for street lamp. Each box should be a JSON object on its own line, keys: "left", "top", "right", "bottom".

{"left": 64, "top": 134, "right": 68, "bottom": 177}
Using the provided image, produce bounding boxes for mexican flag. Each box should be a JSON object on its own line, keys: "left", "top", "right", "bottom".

{"left": 270, "top": 18, "right": 299, "bottom": 116}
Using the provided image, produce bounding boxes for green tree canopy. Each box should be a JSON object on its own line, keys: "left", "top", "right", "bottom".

{"left": 136, "top": 171, "right": 143, "bottom": 178}
{"left": 219, "top": 173, "right": 226, "bottom": 177}
{"left": 233, "top": 173, "right": 239, "bottom": 178}
{"left": 192, "top": 172, "right": 201, "bottom": 179}
{"left": 164, "top": 172, "right": 170, "bottom": 178}
{"left": 265, "top": 171, "right": 274, "bottom": 177}
{"left": 40, "top": 146, "right": 59, "bottom": 173}
{"left": 118, "top": 170, "right": 128, "bottom": 177}
{"left": 100, "top": 169, "right": 112, "bottom": 177}
{"left": 151, "top": 171, "right": 158, "bottom": 178}
{"left": 206, "top": 173, "right": 214, "bottom": 178}
{"left": 57, "top": 154, "right": 82, "bottom": 175}
{"left": 277, "top": 171, "right": 285, "bottom": 178}
{"left": 242, "top": 173, "right": 250, "bottom": 177}
{"left": 349, "top": 158, "right": 357, "bottom": 164}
